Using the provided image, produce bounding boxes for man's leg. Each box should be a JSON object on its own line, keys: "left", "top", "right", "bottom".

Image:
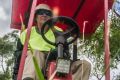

{"left": 71, "top": 60, "right": 91, "bottom": 80}
{"left": 22, "top": 50, "right": 45, "bottom": 80}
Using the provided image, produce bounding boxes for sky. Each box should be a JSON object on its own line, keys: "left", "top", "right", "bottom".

{"left": 0, "top": 0, "right": 12, "bottom": 72}
{"left": 0, "top": 0, "right": 13, "bottom": 37}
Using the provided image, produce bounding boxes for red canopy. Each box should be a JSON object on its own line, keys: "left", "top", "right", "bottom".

{"left": 11, "top": 0, "right": 113, "bottom": 35}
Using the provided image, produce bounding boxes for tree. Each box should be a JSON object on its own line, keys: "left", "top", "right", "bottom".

{"left": 77, "top": 11, "right": 120, "bottom": 80}
{"left": 0, "top": 30, "right": 19, "bottom": 80}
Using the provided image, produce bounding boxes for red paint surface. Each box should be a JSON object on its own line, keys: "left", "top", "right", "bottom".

{"left": 11, "top": 0, "right": 113, "bottom": 35}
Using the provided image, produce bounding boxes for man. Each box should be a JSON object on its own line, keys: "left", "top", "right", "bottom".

{"left": 20, "top": 4, "right": 91, "bottom": 80}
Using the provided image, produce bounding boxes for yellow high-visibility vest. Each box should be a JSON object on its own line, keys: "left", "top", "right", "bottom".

{"left": 20, "top": 26, "right": 58, "bottom": 51}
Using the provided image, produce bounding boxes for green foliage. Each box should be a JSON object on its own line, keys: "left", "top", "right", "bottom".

{"left": 110, "top": 15, "right": 120, "bottom": 61}
{"left": 0, "top": 30, "right": 19, "bottom": 80}
{"left": 78, "top": 12, "right": 120, "bottom": 79}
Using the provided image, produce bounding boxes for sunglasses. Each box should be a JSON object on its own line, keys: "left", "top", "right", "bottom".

{"left": 35, "top": 9, "right": 53, "bottom": 17}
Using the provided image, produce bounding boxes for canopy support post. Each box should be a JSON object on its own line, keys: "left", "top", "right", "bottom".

{"left": 104, "top": 0, "right": 110, "bottom": 80}
{"left": 17, "top": 0, "right": 37, "bottom": 80}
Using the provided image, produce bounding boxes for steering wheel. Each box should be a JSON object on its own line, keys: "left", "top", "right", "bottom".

{"left": 41, "top": 16, "right": 80, "bottom": 46}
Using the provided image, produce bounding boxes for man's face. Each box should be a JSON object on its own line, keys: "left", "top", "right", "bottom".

{"left": 35, "top": 9, "right": 53, "bottom": 28}
{"left": 36, "top": 14, "right": 50, "bottom": 25}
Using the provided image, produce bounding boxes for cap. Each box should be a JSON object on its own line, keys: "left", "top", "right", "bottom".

{"left": 35, "top": 4, "right": 52, "bottom": 11}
